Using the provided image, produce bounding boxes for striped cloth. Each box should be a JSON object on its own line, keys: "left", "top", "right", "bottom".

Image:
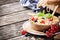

{"left": 20, "top": 0, "right": 40, "bottom": 11}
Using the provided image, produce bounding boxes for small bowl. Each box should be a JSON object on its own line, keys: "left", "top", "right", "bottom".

{"left": 30, "top": 21, "right": 50, "bottom": 31}
{"left": 30, "top": 16, "right": 59, "bottom": 31}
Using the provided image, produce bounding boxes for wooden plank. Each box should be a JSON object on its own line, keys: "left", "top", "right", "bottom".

{"left": 0, "top": 0, "right": 19, "bottom": 6}
{"left": 0, "top": 20, "right": 27, "bottom": 39}
{"left": 54, "top": 34, "right": 60, "bottom": 40}
{"left": 8, "top": 36, "right": 45, "bottom": 40}
{"left": 0, "top": 2, "right": 27, "bottom": 16}
{"left": 0, "top": 10, "right": 32, "bottom": 26}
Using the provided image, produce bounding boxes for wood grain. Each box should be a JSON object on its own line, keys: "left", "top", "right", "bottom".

{"left": 0, "top": 10, "right": 32, "bottom": 26}
{"left": 54, "top": 34, "right": 60, "bottom": 40}
{"left": 0, "top": 0, "right": 19, "bottom": 6}
{"left": 0, "top": 20, "right": 27, "bottom": 39}
{"left": 0, "top": 2, "right": 27, "bottom": 16}
{"left": 8, "top": 36, "right": 44, "bottom": 40}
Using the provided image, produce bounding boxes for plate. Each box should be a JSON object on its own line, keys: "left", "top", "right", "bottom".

{"left": 22, "top": 21, "right": 46, "bottom": 36}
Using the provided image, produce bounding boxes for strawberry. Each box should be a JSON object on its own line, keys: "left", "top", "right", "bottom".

{"left": 40, "top": 20, "right": 45, "bottom": 24}
{"left": 20, "top": 30, "right": 27, "bottom": 35}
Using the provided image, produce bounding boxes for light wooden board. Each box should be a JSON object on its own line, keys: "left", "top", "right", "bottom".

{"left": 0, "top": 10, "right": 32, "bottom": 26}
{"left": 0, "top": 0, "right": 19, "bottom": 6}
{"left": 0, "top": 2, "right": 27, "bottom": 16}
{"left": 0, "top": 20, "right": 27, "bottom": 39}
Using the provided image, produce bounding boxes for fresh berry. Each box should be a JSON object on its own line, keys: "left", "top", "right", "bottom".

{"left": 46, "top": 25, "right": 59, "bottom": 38}
{"left": 51, "top": 25, "right": 56, "bottom": 33}
{"left": 20, "top": 30, "right": 27, "bottom": 35}
{"left": 46, "top": 31, "right": 52, "bottom": 38}
{"left": 31, "top": 17, "right": 35, "bottom": 21}
{"left": 40, "top": 20, "right": 45, "bottom": 24}
{"left": 34, "top": 20, "right": 37, "bottom": 22}
{"left": 54, "top": 26, "right": 59, "bottom": 32}
{"left": 51, "top": 26, "right": 54, "bottom": 30}
{"left": 48, "top": 29, "right": 51, "bottom": 32}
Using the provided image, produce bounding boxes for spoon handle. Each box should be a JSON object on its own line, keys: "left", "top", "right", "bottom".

{"left": 52, "top": 5, "right": 59, "bottom": 16}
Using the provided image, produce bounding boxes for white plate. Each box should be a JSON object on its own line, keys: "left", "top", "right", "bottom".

{"left": 22, "top": 21, "right": 46, "bottom": 36}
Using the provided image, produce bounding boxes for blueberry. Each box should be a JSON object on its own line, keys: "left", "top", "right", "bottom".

{"left": 34, "top": 20, "right": 37, "bottom": 22}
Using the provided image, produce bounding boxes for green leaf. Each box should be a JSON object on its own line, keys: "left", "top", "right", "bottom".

{"left": 45, "top": 13, "right": 52, "bottom": 18}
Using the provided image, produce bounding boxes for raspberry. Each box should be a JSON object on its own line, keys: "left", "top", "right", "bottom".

{"left": 20, "top": 30, "right": 27, "bottom": 35}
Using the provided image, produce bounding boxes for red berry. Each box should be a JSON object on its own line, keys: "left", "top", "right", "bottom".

{"left": 46, "top": 31, "right": 52, "bottom": 38}
{"left": 51, "top": 26, "right": 54, "bottom": 31}
{"left": 58, "top": 26, "right": 60, "bottom": 31}
{"left": 51, "top": 30, "right": 55, "bottom": 33}
{"left": 40, "top": 20, "right": 45, "bottom": 24}
{"left": 54, "top": 26, "right": 59, "bottom": 32}
{"left": 31, "top": 17, "right": 35, "bottom": 21}
{"left": 51, "top": 25, "right": 55, "bottom": 33}
{"left": 20, "top": 30, "right": 27, "bottom": 35}
{"left": 48, "top": 29, "right": 51, "bottom": 32}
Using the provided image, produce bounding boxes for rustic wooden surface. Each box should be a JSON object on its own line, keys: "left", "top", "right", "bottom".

{"left": 0, "top": 1, "right": 60, "bottom": 40}
{"left": 0, "top": 0, "right": 19, "bottom": 6}
{"left": 0, "top": 2, "right": 28, "bottom": 16}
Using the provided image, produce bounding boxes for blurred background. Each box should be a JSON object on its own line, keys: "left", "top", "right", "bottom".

{"left": 0, "top": 0, "right": 19, "bottom": 6}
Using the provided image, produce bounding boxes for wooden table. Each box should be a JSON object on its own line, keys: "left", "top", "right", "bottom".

{"left": 0, "top": 2, "right": 60, "bottom": 40}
